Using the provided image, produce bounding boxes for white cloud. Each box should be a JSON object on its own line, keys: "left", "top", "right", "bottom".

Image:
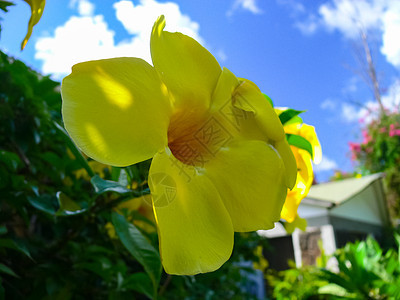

{"left": 293, "top": 0, "right": 400, "bottom": 70}
{"left": 318, "top": 0, "right": 384, "bottom": 39}
{"left": 227, "top": 0, "right": 263, "bottom": 17}
{"left": 380, "top": 1, "right": 400, "bottom": 67}
{"left": 114, "top": 0, "right": 203, "bottom": 44}
{"left": 35, "top": 15, "right": 117, "bottom": 77}
{"left": 276, "top": 0, "right": 305, "bottom": 15}
{"left": 342, "top": 76, "right": 359, "bottom": 94}
{"left": 338, "top": 79, "right": 400, "bottom": 124}
{"left": 70, "top": 0, "right": 95, "bottom": 16}
{"left": 341, "top": 102, "right": 365, "bottom": 122}
{"left": 295, "top": 14, "right": 319, "bottom": 35}
{"left": 381, "top": 79, "right": 400, "bottom": 109}
{"left": 313, "top": 155, "right": 338, "bottom": 172}
{"left": 320, "top": 98, "right": 337, "bottom": 110}
{"left": 34, "top": 0, "right": 204, "bottom": 79}
{"left": 358, "top": 79, "right": 400, "bottom": 123}
{"left": 216, "top": 49, "right": 228, "bottom": 62}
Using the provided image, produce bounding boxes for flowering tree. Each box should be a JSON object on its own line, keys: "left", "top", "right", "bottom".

{"left": 346, "top": 28, "right": 400, "bottom": 219}
{"left": 350, "top": 108, "right": 400, "bottom": 218}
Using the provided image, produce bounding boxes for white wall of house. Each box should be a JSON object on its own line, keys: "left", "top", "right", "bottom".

{"left": 330, "top": 182, "right": 385, "bottom": 226}
{"left": 297, "top": 202, "right": 328, "bottom": 219}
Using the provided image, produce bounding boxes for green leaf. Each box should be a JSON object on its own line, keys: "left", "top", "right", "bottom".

{"left": 112, "top": 212, "right": 161, "bottom": 296}
{"left": 0, "top": 226, "right": 7, "bottom": 235}
{"left": 28, "top": 194, "right": 58, "bottom": 215}
{"left": 122, "top": 272, "right": 154, "bottom": 299}
{"left": 318, "top": 283, "right": 356, "bottom": 298}
{"left": 111, "top": 166, "right": 122, "bottom": 182}
{"left": 262, "top": 93, "right": 274, "bottom": 107}
{"left": 91, "top": 175, "right": 132, "bottom": 195}
{"left": 285, "top": 115, "right": 303, "bottom": 125}
{"left": 56, "top": 192, "right": 86, "bottom": 216}
{"left": 0, "top": 263, "right": 18, "bottom": 278}
{"left": 278, "top": 109, "right": 304, "bottom": 126}
{"left": 0, "top": 1, "right": 14, "bottom": 13}
{"left": 286, "top": 134, "right": 314, "bottom": 159}
{"left": 0, "top": 238, "right": 33, "bottom": 260}
{"left": 0, "top": 150, "right": 21, "bottom": 171}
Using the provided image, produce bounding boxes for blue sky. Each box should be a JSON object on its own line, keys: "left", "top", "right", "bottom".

{"left": 1, "top": 0, "right": 400, "bottom": 182}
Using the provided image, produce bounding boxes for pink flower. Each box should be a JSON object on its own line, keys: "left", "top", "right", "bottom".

{"left": 349, "top": 142, "right": 361, "bottom": 160}
{"left": 349, "top": 142, "right": 361, "bottom": 152}
{"left": 393, "top": 129, "right": 400, "bottom": 137}
{"left": 362, "top": 130, "right": 372, "bottom": 144}
{"left": 379, "top": 127, "right": 387, "bottom": 133}
{"left": 389, "top": 124, "right": 400, "bottom": 137}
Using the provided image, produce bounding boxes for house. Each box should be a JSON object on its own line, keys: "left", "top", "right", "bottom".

{"left": 259, "top": 173, "right": 390, "bottom": 270}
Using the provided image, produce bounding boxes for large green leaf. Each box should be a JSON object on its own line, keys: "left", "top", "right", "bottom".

{"left": 286, "top": 134, "right": 314, "bottom": 159}
{"left": 0, "top": 263, "right": 18, "bottom": 278}
{"left": 318, "top": 283, "right": 357, "bottom": 298}
{"left": 91, "top": 175, "right": 132, "bottom": 195}
{"left": 278, "top": 109, "right": 304, "bottom": 126}
{"left": 0, "top": 238, "right": 33, "bottom": 260}
{"left": 28, "top": 194, "right": 58, "bottom": 215}
{"left": 111, "top": 212, "right": 161, "bottom": 297}
{"left": 0, "top": 150, "right": 21, "bottom": 171}
{"left": 122, "top": 272, "right": 154, "bottom": 299}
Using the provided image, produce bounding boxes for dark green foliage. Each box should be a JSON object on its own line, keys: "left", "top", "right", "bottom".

{"left": 0, "top": 50, "right": 159, "bottom": 299}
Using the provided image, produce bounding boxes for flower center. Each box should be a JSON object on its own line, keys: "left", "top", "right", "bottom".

{"left": 167, "top": 109, "right": 210, "bottom": 167}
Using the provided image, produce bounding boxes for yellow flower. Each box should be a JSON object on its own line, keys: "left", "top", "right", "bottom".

{"left": 61, "top": 15, "right": 297, "bottom": 275}
{"left": 279, "top": 120, "right": 321, "bottom": 223}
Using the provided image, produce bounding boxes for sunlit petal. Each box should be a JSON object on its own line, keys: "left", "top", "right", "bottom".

{"left": 62, "top": 57, "right": 171, "bottom": 166}
{"left": 233, "top": 79, "right": 285, "bottom": 142}
{"left": 281, "top": 146, "right": 314, "bottom": 222}
{"left": 151, "top": 15, "right": 221, "bottom": 110}
{"left": 149, "top": 148, "right": 234, "bottom": 275}
{"left": 205, "top": 140, "right": 287, "bottom": 232}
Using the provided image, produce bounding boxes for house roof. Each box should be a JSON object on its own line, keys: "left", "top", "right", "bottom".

{"left": 304, "top": 173, "right": 384, "bottom": 206}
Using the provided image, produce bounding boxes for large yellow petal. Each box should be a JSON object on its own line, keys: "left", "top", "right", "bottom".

{"left": 150, "top": 15, "right": 221, "bottom": 109}
{"left": 209, "top": 67, "right": 266, "bottom": 143}
{"left": 232, "top": 79, "right": 285, "bottom": 142}
{"left": 62, "top": 58, "right": 171, "bottom": 167}
{"left": 208, "top": 70, "right": 296, "bottom": 189}
{"left": 205, "top": 140, "right": 287, "bottom": 232}
{"left": 148, "top": 148, "right": 234, "bottom": 275}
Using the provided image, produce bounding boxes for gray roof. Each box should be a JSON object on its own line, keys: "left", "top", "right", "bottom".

{"left": 304, "top": 173, "right": 384, "bottom": 206}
